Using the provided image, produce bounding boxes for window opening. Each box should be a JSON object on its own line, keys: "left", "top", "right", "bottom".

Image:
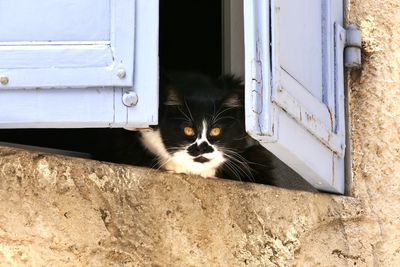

{"left": 0, "top": 0, "right": 328, "bottom": 193}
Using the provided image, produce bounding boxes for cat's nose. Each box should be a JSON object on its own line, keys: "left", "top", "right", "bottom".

{"left": 187, "top": 142, "right": 214, "bottom": 156}
{"left": 198, "top": 142, "right": 213, "bottom": 153}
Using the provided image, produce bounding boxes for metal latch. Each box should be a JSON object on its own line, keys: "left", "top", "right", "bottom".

{"left": 344, "top": 24, "right": 362, "bottom": 69}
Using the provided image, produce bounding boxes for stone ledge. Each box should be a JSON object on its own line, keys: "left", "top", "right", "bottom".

{"left": 0, "top": 146, "right": 365, "bottom": 266}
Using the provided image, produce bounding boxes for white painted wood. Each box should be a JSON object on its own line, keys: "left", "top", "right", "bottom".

{"left": 264, "top": 110, "right": 344, "bottom": 193}
{"left": 110, "top": 0, "right": 136, "bottom": 88}
{"left": 273, "top": 0, "right": 345, "bottom": 144}
{"left": 334, "top": 23, "right": 346, "bottom": 144}
{"left": 0, "top": 89, "right": 115, "bottom": 127}
{"left": 277, "top": 70, "right": 344, "bottom": 156}
{"left": 0, "top": 0, "right": 110, "bottom": 42}
{"left": 243, "top": 0, "right": 273, "bottom": 136}
{"left": 0, "top": 44, "right": 112, "bottom": 68}
{"left": 279, "top": 70, "right": 331, "bottom": 130}
{"left": 322, "top": 0, "right": 336, "bottom": 126}
{"left": 1, "top": 67, "right": 127, "bottom": 89}
{"left": 279, "top": 0, "right": 323, "bottom": 101}
{"left": 272, "top": 0, "right": 345, "bottom": 154}
{"left": 125, "top": 0, "right": 159, "bottom": 128}
{"left": 0, "top": 0, "right": 135, "bottom": 89}
{"left": 0, "top": 0, "right": 159, "bottom": 129}
{"left": 244, "top": 0, "right": 346, "bottom": 193}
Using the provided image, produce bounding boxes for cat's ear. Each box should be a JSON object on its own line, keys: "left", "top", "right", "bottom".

{"left": 223, "top": 93, "right": 242, "bottom": 107}
{"left": 219, "top": 75, "right": 244, "bottom": 108}
{"left": 164, "top": 86, "right": 183, "bottom": 106}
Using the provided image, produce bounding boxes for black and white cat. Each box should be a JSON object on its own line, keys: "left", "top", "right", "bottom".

{"left": 139, "top": 72, "right": 316, "bottom": 191}
{"left": 140, "top": 72, "right": 255, "bottom": 179}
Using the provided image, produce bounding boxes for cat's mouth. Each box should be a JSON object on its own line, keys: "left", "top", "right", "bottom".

{"left": 193, "top": 156, "right": 210, "bottom": 163}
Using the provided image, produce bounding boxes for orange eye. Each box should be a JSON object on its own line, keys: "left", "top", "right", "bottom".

{"left": 183, "top": 127, "right": 195, "bottom": 136}
{"left": 210, "top": 127, "right": 221, "bottom": 137}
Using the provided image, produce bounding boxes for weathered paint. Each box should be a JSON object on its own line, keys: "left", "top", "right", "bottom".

{"left": 244, "top": 0, "right": 345, "bottom": 193}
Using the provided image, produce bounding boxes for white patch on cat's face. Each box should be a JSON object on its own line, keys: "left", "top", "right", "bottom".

{"left": 166, "top": 150, "right": 225, "bottom": 177}
{"left": 196, "top": 120, "right": 208, "bottom": 145}
{"left": 140, "top": 121, "right": 226, "bottom": 178}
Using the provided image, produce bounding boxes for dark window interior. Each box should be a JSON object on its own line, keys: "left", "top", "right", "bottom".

{"left": 159, "top": 0, "right": 222, "bottom": 77}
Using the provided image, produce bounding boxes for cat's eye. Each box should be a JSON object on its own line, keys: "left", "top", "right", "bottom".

{"left": 183, "top": 127, "right": 195, "bottom": 136}
{"left": 209, "top": 127, "right": 221, "bottom": 137}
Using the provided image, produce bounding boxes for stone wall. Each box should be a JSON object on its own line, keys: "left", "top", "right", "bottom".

{"left": 1, "top": 0, "right": 400, "bottom": 266}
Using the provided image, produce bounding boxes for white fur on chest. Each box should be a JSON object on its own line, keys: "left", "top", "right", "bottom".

{"left": 140, "top": 129, "right": 225, "bottom": 177}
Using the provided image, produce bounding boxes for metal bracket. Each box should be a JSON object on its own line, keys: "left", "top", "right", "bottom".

{"left": 344, "top": 24, "right": 362, "bottom": 69}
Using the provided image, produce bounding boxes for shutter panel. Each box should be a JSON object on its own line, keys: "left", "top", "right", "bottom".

{"left": 244, "top": 0, "right": 345, "bottom": 193}
{"left": 0, "top": 0, "right": 159, "bottom": 128}
{"left": 0, "top": 0, "right": 135, "bottom": 88}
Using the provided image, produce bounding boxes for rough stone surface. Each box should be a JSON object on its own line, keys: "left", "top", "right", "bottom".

{"left": 1, "top": 0, "right": 400, "bottom": 266}
{"left": 0, "top": 148, "right": 364, "bottom": 266}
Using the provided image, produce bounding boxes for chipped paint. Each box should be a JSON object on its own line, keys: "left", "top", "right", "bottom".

{"left": 273, "top": 86, "right": 345, "bottom": 157}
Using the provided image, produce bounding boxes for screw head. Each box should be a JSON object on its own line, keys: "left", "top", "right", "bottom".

{"left": 117, "top": 69, "right": 126, "bottom": 79}
{"left": 122, "top": 91, "right": 138, "bottom": 107}
{"left": 0, "top": 76, "right": 9, "bottom": 85}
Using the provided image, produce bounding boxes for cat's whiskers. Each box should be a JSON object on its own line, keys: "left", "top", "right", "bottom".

{"left": 232, "top": 135, "right": 249, "bottom": 141}
{"left": 154, "top": 156, "right": 173, "bottom": 172}
{"left": 221, "top": 148, "right": 255, "bottom": 182}
{"left": 149, "top": 153, "right": 166, "bottom": 169}
{"left": 177, "top": 107, "right": 192, "bottom": 123}
{"left": 212, "top": 116, "right": 236, "bottom": 124}
{"left": 225, "top": 157, "right": 254, "bottom": 182}
{"left": 183, "top": 99, "right": 194, "bottom": 121}
{"left": 223, "top": 161, "right": 242, "bottom": 181}
{"left": 222, "top": 147, "right": 270, "bottom": 168}
{"left": 212, "top": 102, "right": 217, "bottom": 122}
{"left": 211, "top": 107, "right": 235, "bottom": 125}
{"left": 224, "top": 159, "right": 253, "bottom": 182}
{"left": 145, "top": 155, "right": 172, "bottom": 177}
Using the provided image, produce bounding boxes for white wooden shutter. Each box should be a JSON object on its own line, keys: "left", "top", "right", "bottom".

{"left": 0, "top": 0, "right": 159, "bottom": 128}
{"left": 244, "top": 0, "right": 345, "bottom": 193}
{"left": 0, "top": 0, "right": 136, "bottom": 88}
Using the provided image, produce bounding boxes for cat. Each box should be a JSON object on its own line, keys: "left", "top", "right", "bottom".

{"left": 140, "top": 72, "right": 255, "bottom": 178}
{"left": 139, "top": 72, "right": 317, "bottom": 192}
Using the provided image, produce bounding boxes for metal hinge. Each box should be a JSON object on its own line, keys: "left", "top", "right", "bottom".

{"left": 344, "top": 24, "right": 362, "bottom": 69}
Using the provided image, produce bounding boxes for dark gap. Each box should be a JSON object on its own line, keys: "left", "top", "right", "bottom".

{"left": 159, "top": 0, "right": 222, "bottom": 77}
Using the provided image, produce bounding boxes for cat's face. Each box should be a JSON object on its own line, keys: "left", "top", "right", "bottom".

{"left": 140, "top": 73, "right": 255, "bottom": 178}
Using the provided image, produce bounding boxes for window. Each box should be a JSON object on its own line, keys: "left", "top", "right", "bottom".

{"left": 0, "top": 0, "right": 347, "bottom": 194}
